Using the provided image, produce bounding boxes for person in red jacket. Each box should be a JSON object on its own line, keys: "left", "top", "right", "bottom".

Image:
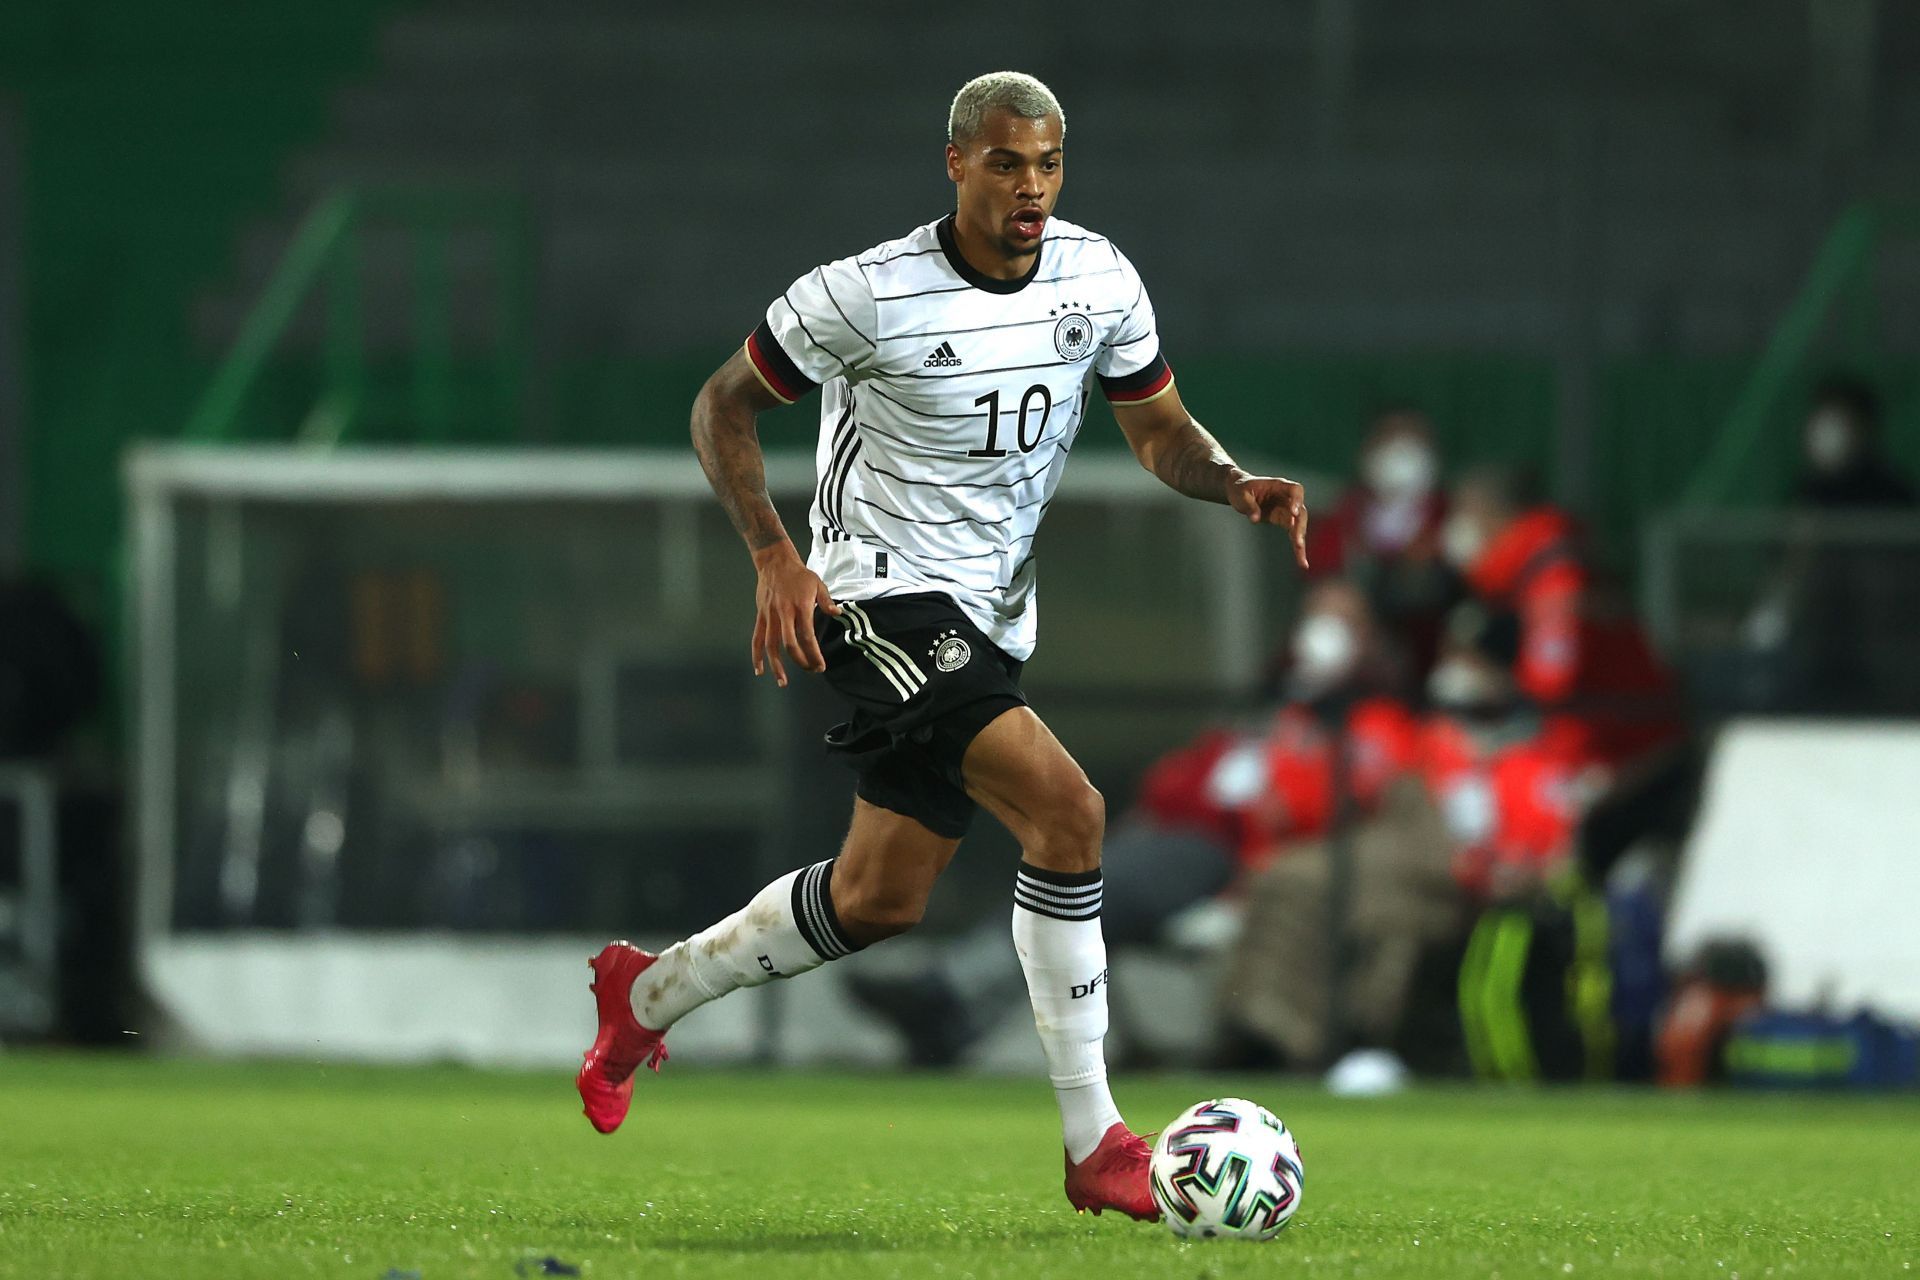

{"left": 1242, "top": 696, "right": 1423, "bottom": 865}
{"left": 1418, "top": 604, "right": 1596, "bottom": 899}
{"left": 1441, "top": 467, "right": 1683, "bottom": 766}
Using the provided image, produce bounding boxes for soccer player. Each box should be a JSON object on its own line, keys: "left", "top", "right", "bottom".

{"left": 578, "top": 70, "right": 1309, "bottom": 1220}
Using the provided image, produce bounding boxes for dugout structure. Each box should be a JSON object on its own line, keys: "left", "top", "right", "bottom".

{"left": 126, "top": 445, "right": 1317, "bottom": 1065}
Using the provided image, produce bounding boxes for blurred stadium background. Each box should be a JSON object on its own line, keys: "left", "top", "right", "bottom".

{"left": 2, "top": 0, "right": 1918, "bottom": 1092}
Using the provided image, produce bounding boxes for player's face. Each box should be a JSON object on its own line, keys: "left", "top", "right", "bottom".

{"left": 946, "top": 110, "right": 1064, "bottom": 260}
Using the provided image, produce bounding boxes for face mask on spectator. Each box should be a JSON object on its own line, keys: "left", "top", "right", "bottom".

{"left": 1805, "top": 410, "right": 1859, "bottom": 474}
{"left": 1441, "top": 512, "right": 1486, "bottom": 570}
{"left": 1291, "top": 612, "right": 1357, "bottom": 694}
{"left": 1204, "top": 739, "right": 1269, "bottom": 809}
{"left": 1428, "top": 657, "right": 1507, "bottom": 714}
{"left": 1439, "top": 776, "right": 1497, "bottom": 847}
{"left": 1365, "top": 438, "right": 1438, "bottom": 498}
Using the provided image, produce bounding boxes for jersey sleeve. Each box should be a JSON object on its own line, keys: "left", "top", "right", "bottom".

{"left": 743, "top": 257, "right": 878, "bottom": 404}
{"left": 1094, "top": 246, "right": 1174, "bottom": 405}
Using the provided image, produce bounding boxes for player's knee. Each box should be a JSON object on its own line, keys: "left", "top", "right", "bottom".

{"left": 1036, "top": 780, "right": 1104, "bottom": 871}
{"left": 1065, "top": 781, "right": 1107, "bottom": 853}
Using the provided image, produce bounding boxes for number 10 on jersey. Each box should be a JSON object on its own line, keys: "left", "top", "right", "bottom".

{"left": 970, "top": 384, "right": 1054, "bottom": 458}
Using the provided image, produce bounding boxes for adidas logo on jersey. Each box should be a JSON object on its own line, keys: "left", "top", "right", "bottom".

{"left": 923, "top": 341, "right": 962, "bottom": 367}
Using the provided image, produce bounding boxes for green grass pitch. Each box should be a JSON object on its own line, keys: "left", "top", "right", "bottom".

{"left": 0, "top": 1054, "right": 1913, "bottom": 1278}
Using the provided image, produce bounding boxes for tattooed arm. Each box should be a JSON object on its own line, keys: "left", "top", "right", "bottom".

{"left": 1112, "top": 382, "right": 1310, "bottom": 568}
{"left": 691, "top": 348, "right": 840, "bottom": 685}
{"left": 691, "top": 349, "right": 793, "bottom": 552}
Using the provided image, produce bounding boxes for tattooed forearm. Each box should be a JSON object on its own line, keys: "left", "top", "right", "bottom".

{"left": 691, "top": 376, "right": 793, "bottom": 555}
{"left": 1148, "top": 419, "right": 1244, "bottom": 504}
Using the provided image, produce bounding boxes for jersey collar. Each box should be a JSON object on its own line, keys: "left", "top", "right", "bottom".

{"left": 937, "top": 214, "right": 1042, "bottom": 295}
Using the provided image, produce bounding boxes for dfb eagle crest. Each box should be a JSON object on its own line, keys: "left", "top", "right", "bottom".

{"left": 928, "top": 629, "right": 972, "bottom": 672}
{"left": 1053, "top": 311, "right": 1094, "bottom": 361}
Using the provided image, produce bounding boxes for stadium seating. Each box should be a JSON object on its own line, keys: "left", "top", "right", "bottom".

{"left": 200, "top": 0, "right": 1920, "bottom": 356}
{"left": 178, "top": 0, "right": 1920, "bottom": 563}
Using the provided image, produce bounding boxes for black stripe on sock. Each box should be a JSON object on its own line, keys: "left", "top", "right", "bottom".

{"left": 1016, "top": 881, "right": 1103, "bottom": 909}
{"left": 1014, "top": 862, "right": 1103, "bottom": 919}
{"left": 1017, "top": 870, "right": 1101, "bottom": 892}
{"left": 790, "top": 862, "right": 841, "bottom": 959}
{"left": 1016, "top": 861, "right": 1103, "bottom": 889}
{"left": 1013, "top": 894, "right": 1103, "bottom": 922}
{"left": 816, "top": 859, "right": 863, "bottom": 956}
{"left": 791, "top": 858, "right": 863, "bottom": 961}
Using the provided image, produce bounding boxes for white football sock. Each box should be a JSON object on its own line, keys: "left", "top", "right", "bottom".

{"left": 631, "top": 859, "right": 861, "bottom": 1030}
{"left": 1012, "top": 861, "right": 1125, "bottom": 1163}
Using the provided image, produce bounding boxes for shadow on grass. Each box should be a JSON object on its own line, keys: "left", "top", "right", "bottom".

{"left": 644, "top": 1227, "right": 1067, "bottom": 1254}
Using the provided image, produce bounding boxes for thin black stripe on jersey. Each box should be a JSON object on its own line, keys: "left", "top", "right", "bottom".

{"left": 882, "top": 546, "right": 1034, "bottom": 595}
{"left": 815, "top": 403, "right": 855, "bottom": 530}
{"left": 824, "top": 418, "right": 855, "bottom": 530}
{"left": 755, "top": 212, "right": 1168, "bottom": 663}
{"left": 886, "top": 307, "right": 1125, "bottom": 344}
{"left": 903, "top": 359, "right": 1077, "bottom": 381}
{"left": 864, "top": 385, "right": 989, "bottom": 420}
{"left": 859, "top": 244, "right": 947, "bottom": 268}
{"left": 825, "top": 414, "right": 863, "bottom": 531}
{"left": 853, "top": 490, "right": 1046, "bottom": 528}
{"left": 778, "top": 290, "right": 848, "bottom": 373}
{"left": 853, "top": 417, "right": 995, "bottom": 461}
{"left": 830, "top": 438, "right": 862, "bottom": 530}
{"left": 860, "top": 457, "right": 1053, "bottom": 492}
{"left": 874, "top": 268, "right": 1123, "bottom": 304}
{"left": 903, "top": 530, "right": 1038, "bottom": 562}
{"left": 860, "top": 410, "right": 1082, "bottom": 485}
{"left": 815, "top": 268, "right": 877, "bottom": 353}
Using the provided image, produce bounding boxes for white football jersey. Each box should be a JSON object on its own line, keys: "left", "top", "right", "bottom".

{"left": 745, "top": 213, "right": 1173, "bottom": 661}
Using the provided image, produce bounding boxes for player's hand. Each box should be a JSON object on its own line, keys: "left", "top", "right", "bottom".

{"left": 750, "top": 541, "right": 841, "bottom": 687}
{"left": 1227, "top": 472, "right": 1310, "bottom": 569}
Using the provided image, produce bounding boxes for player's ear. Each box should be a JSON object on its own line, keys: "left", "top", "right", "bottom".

{"left": 945, "top": 142, "right": 963, "bottom": 184}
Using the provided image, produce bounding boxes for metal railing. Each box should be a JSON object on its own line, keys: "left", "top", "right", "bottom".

{"left": 1643, "top": 507, "right": 1920, "bottom": 717}
{"left": 183, "top": 187, "right": 532, "bottom": 445}
{"left": 0, "top": 765, "right": 58, "bottom": 1037}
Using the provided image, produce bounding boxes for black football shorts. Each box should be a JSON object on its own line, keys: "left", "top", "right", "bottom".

{"left": 812, "top": 591, "right": 1027, "bottom": 839}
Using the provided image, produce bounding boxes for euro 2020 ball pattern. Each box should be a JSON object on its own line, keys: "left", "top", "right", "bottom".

{"left": 1149, "top": 1097, "right": 1304, "bottom": 1241}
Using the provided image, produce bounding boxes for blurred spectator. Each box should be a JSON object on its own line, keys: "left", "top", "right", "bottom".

{"left": 1305, "top": 407, "right": 1455, "bottom": 681}
{"left": 1418, "top": 605, "right": 1592, "bottom": 901}
{"left": 1308, "top": 407, "right": 1448, "bottom": 573}
{"left": 843, "top": 581, "right": 1408, "bottom": 1068}
{"left": 1744, "top": 374, "right": 1920, "bottom": 714}
{"left": 1790, "top": 375, "right": 1915, "bottom": 510}
{"left": 1240, "top": 580, "right": 1419, "bottom": 857}
{"left": 1442, "top": 466, "right": 1682, "bottom": 765}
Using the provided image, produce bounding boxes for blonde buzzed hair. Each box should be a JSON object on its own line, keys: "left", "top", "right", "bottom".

{"left": 948, "top": 71, "right": 1065, "bottom": 146}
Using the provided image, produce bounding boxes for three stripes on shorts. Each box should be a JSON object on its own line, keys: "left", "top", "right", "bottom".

{"left": 1014, "top": 862, "right": 1103, "bottom": 922}
{"left": 837, "top": 600, "right": 926, "bottom": 702}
